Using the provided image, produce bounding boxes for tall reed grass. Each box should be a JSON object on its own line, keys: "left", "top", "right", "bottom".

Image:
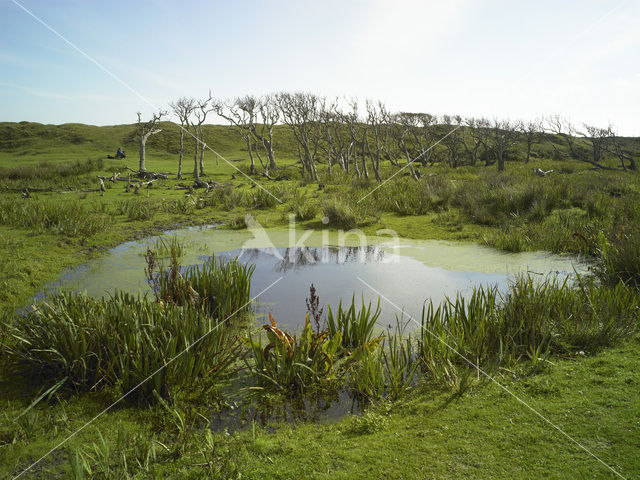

{"left": 4, "top": 292, "right": 241, "bottom": 401}
{"left": 417, "top": 275, "right": 639, "bottom": 387}
{"left": 327, "top": 297, "right": 381, "bottom": 348}
{"left": 146, "top": 245, "right": 254, "bottom": 321}
{"left": 113, "top": 199, "right": 160, "bottom": 221}
{"left": 0, "top": 197, "right": 111, "bottom": 237}
{"left": 5, "top": 248, "right": 255, "bottom": 402}
{"left": 348, "top": 320, "right": 417, "bottom": 401}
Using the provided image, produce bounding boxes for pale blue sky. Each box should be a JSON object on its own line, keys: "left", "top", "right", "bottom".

{"left": 1, "top": 0, "right": 638, "bottom": 133}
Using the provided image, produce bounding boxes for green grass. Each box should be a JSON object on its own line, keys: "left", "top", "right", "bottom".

{"left": 1, "top": 340, "right": 637, "bottom": 478}
{"left": 0, "top": 121, "right": 639, "bottom": 478}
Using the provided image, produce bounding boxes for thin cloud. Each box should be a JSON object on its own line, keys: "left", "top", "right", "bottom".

{"left": 1, "top": 82, "right": 117, "bottom": 102}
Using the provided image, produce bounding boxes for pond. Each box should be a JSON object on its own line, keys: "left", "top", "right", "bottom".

{"left": 33, "top": 225, "right": 591, "bottom": 331}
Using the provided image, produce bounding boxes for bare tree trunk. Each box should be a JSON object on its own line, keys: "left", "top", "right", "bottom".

{"left": 193, "top": 133, "right": 200, "bottom": 182}
{"left": 178, "top": 128, "right": 184, "bottom": 179}
{"left": 246, "top": 136, "right": 256, "bottom": 174}
{"left": 139, "top": 137, "right": 147, "bottom": 172}
{"left": 198, "top": 124, "right": 206, "bottom": 176}
{"left": 135, "top": 111, "right": 165, "bottom": 173}
{"left": 361, "top": 129, "right": 369, "bottom": 179}
{"left": 254, "top": 139, "right": 268, "bottom": 174}
{"left": 170, "top": 97, "right": 195, "bottom": 179}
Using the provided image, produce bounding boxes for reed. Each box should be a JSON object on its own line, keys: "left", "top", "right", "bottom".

{"left": 597, "top": 228, "right": 640, "bottom": 287}
{"left": 5, "top": 247, "right": 253, "bottom": 402}
{"left": 348, "top": 320, "right": 417, "bottom": 401}
{"left": 3, "top": 292, "right": 241, "bottom": 402}
{"left": 145, "top": 243, "right": 254, "bottom": 322}
{"left": 321, "top": 197, "right": 357, "bottom": 229}
{"left": 0, "top": 197, "right": 111, "bottom": 237}
{"left": 288, "top": 190, "right": 318, "bottom": 221}
{"left": 417, "top": 275, "right": 640, "bottom": 387}
{"left": 113, "top": 199, "right": 160, "bottom": 221}
{"left": 327, "top": 296, "right": 381, "bottom": 348}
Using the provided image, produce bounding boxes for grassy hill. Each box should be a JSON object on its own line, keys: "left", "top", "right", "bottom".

{"left": 0, "top": 121, "right": 301, "bottom": 172}
{"left": 0, "top": 121, "right": 636, "bottom": 177}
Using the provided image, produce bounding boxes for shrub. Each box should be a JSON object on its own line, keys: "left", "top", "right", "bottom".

{"left": 597, "top": 228, "right": 640, "bottom": 287}
{"left": 288, "top": 190, "right": 318, "bottom": 221}
{"left": 322, "top": 198, "right": 357, "bottom": 229}
{"left": 251, "top": 185, "right": 285, "bottom": 209}
{"left": 227, "top": 214, "right": 248, "bottom": 229}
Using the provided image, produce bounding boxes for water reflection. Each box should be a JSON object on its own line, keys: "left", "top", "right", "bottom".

{"left": 208, "top": 245, "right": 512, "bottom": 331}
{"left": 212, "top": 244, "right": 388, "bottom": 273}
{"left": 30, "top": 231, "right": 590, "bottom": 333}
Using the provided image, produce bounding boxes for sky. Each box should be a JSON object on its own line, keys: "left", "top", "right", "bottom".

{"left": 0, "top": 0, "right": 638, "bottom": 134}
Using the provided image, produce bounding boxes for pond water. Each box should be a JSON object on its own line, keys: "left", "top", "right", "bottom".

{"left": 30, "top": 224, "right": 591, "bottom": 430}
{"left": 33, "top": 225, "right": 590, "bottom": 331}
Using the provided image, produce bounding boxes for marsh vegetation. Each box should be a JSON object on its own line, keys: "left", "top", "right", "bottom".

{"left": 0, "top": 116, "right": 638, "bottom": 478}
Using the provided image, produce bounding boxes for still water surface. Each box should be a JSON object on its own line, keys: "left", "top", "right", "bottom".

{"left": 34, "top": 226, "right": 590, "bottom": 330}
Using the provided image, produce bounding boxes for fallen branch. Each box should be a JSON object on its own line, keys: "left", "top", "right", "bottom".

{"left": 124, "top": 167, "right": 169, "bottom": 179}
{"left": 260, "top": 171, "right": 290, "bottom": 181}
{"left": 59, "top": 188, "right": 101, "bottom": 194}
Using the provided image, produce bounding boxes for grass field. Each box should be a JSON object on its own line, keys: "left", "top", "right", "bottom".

{"left": 0, "top": 121, "right": 638, "bottom": 479}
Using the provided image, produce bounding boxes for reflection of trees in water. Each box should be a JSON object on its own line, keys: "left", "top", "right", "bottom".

{"left": 202, "top": 245, "right": 387, "bottom": 273}
{"left": 274, "top": 245, "right": 386, "bottom": 272}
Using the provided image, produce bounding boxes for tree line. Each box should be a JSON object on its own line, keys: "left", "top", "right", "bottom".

{"left": 134, "top": 92, "right": 637, "bottom": 181}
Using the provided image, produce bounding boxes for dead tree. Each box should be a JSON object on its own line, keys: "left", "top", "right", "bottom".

{"left": 416, "top": 113, "right": 438, "bottom": 166}
{"left": 392, "top": 113, "right": 422, "bottom": 180}
{"left": 544, "top": 115, "right": 618, "bottom": 170}
{"left": 463, "top": 117, "right": 490, "bottom": 166}
{"left": 365, "top": 99, "right": 390, "bottom": 181}
{"left": 490, "top": 119, "right": 518, "bottom": 171}
{"left": 277, "top": 92, "right": 322, "bottom": 181}
{"left": 136, "top": 111, "right": 166, "bottom": 172}
{"left": 441, "top": 115, "right": 465, "bottom": 168}
{"left": 604, "top": 127, "right": 637, "bottom": 171}
{"left": 342, "top": 99, "right": 360, "bottom": 176}
{"left": 519, "top": 118, "right": 543, "bottom": 163}
{"left": 255, "top": 95, "right": 279, "bottom": 171}
{"left": 319, "top": 98, "right": 346, "bottom": 175}
{"left": 194, "top": 92, "right": 214, "bottom": 178}
{"left": 170, "top": 97, "right": 196, "bottom": 179}
{"left": 583, "top": 123, "right": 614, "bottom": 167}
{"left": 214, "top": 98, "right": 259, "bottom": 174}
